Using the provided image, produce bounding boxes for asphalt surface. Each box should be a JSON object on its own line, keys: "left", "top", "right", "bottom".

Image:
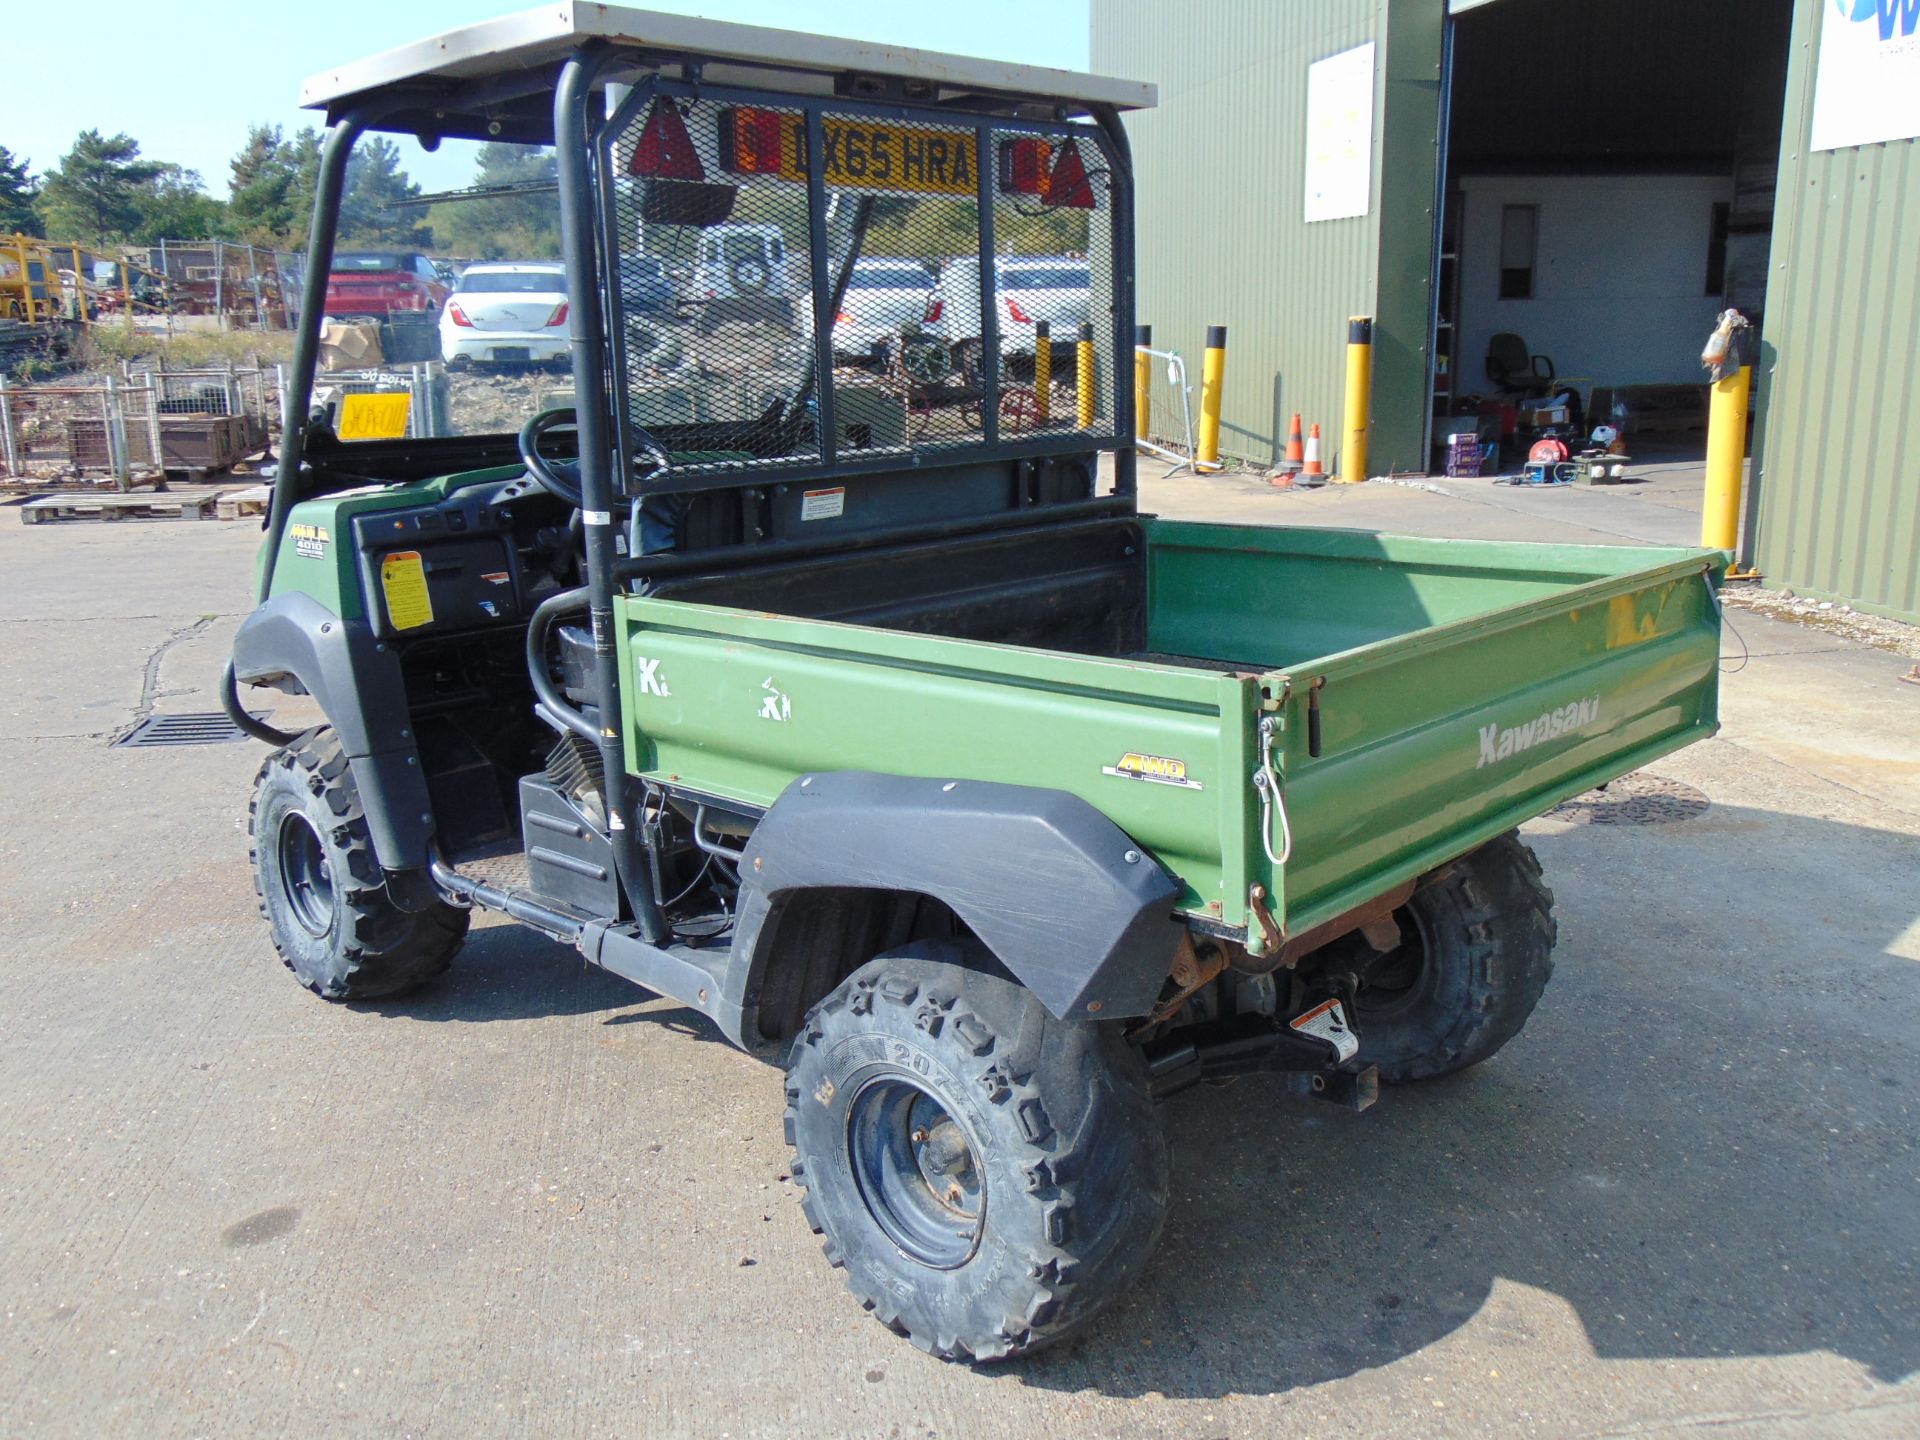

{"left": 1, "top": 484, "right": 1917, "bottom": 1439}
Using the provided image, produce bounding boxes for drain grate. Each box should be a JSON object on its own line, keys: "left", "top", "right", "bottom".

{"left": 115, "top": 712, "right": 255, "bottom": 748}
{"left": 1548, "top": 772, "right": 1710, "bottom": 826}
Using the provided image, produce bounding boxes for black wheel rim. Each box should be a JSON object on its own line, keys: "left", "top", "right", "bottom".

{"left": 846, "top": 1076, "right": 984, "bottom": 1269}
{"left": 1353, "top": 903, "right": 1434, "bottom": 1022}
{"left": 277, "top": 811, "right": 336, "bottom": 938}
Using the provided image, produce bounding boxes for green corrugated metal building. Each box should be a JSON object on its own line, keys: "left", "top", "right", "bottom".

{"left": 1094, "top": 0, "right": 1920, "bottom": 622}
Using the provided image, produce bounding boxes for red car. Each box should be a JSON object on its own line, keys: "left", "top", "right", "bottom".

{"left": 323, "top": 250, "right": 449, "bottom": 324}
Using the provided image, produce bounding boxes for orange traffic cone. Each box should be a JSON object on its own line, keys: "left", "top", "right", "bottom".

{"left": 1302, "top": 423, "right": 1325, "bottom": 480}
{"left": 1280, "top": 412, "right": 1305, "bottom": 472}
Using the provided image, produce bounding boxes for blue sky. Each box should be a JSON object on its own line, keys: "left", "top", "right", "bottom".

{"left": 6, "top": 0, "right": 1092, "bottom": 196}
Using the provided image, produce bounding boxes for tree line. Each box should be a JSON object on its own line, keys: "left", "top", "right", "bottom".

{"left": 0, "top": 128, "right": 560, "bottom": 257}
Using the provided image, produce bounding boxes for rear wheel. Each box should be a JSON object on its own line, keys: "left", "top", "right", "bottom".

{"left": 784, "top": 944, "right": 1169, "bottom": 1362}
{"left": 1347, "top": 832, "right": 1556, "bottom": 1081}
{"left": 249, "top": 728, "right": 467, "bottom": 1000}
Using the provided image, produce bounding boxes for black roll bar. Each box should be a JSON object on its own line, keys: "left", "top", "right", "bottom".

{"left": 555, "top": 44, "right": 670, "bottom": 947}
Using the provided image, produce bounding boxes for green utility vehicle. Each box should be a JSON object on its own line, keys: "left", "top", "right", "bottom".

{"left": 228, "top": 5, "right": 1724, "bottom": 1361}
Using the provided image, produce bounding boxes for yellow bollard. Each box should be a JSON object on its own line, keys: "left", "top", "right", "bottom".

{"left": 1134, "top": 324, "right": 1152, "bottom": 442}
{"left": 1701, "top": 364, "right": 1752, "bottom": 553}
{"left": 1033, "top": 320, "right": 1050, "bottom": 425}
{"left": 1197, "top": 324, "right": 1225, "bottom": 470}
{"left": 1339, "top": 315, "right": 1372, "bottom": 484}
{"left": 1076, "top": 322, "right": 1096, "bottom": 431}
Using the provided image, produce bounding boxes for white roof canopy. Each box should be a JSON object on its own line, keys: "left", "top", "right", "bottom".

{"left": 302, "top": 2, "right": 1155, "bottom": 117}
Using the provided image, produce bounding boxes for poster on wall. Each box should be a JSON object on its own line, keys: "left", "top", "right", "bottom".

{"left": 1304, "top": 42, "right": 1376, "bottom": 223}
{"left": 1810, "top": 0, "right": 1920, "bottom": 150}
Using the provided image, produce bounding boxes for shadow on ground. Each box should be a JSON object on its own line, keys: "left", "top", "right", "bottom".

{"left": 366, "top": 801, "right": 1919, "bottom": 1396}
{"left": 1009, "top": 802, "right": 1920, "bottom": 1396}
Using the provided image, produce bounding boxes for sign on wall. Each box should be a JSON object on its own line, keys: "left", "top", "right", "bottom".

{"left": 1304, "top": 42, "right": 1376, "bottom": 223}
{"left": 1810, "top": 0, "right": 1920, "bottom": 151}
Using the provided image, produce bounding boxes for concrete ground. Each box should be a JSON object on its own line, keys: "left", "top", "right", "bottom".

{"left": 1, "top": 472, "right": 1917, "bottom": 1440}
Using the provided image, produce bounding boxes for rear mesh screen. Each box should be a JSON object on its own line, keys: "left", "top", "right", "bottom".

{"left": 601, "top": 88, "right": 1119, "bottom": 480}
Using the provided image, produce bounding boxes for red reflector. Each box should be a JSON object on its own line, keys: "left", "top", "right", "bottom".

{"left": 1006, "top": 297, "right": 1032, "bottom": 324}
{"left": 923, "top": 296, "right": 943, "bottom": 324}
{"left": 545, "top": 302, "right": 569, "bottom": 328}
{"left": 719, "top": 107, "right": 787, "bottom": 175}
{"left": 630, "top": 99, "right": 705, "bottom": 181}
{"left": 997, "top": 138, "right": 1053, "bottom": 197}
{"left": 448, "top": 302, "right": 473, "bottom": 328}
{"left": 1045, "top": 139, "right": 1095, "bottom": 210}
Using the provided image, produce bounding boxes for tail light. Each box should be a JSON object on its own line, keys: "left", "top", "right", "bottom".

{"left": 447, "top": 302, "right": 473, "bottom": 328}
{"left": 719, "top": 107, "right": 788, "bottom": 175}
{"left": 923, "top": 296, "right": 944, "bottom": 323}
{"left": 545, "top": 302, "right": 569, "bottom": 327}
{"left": 997, "top": 137, "right": 1053, "bottom": 197}
{"left": 1005, "top": 297, "right": 1032, "bottom": 324}
{"left": 835, "top": 310, "right": 851, "bottom": 325}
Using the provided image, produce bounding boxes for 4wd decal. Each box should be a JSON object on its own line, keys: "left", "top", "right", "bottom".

{"left": 1102, "top": 751, "right": 1202, "bottom": 790}
{"left": 1477, "top": 695, "right": 1601, "bottom": 769}
{"left": 290, "top": 523, "right": 329, "bottom": 559}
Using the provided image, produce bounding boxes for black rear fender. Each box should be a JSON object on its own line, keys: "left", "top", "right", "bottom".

{"left": 719, "top": 771, "right": 1183, "bottom": 1046}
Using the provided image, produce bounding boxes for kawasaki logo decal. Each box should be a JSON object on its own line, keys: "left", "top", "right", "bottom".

{"left": 1476, "top": 695, "right": 1601, "bottom": 769}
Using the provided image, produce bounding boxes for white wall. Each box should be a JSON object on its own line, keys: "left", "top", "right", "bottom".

{"left": 1455, "top": 174, "right": 1732, "bottom": 391}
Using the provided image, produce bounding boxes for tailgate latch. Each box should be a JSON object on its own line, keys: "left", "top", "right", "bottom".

{"left": 1252, "top": 715, "right": 1293, "bottom": 866}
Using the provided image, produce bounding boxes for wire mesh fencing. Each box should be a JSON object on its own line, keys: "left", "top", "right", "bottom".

{"left": 1136, "top": 345, "right": 1197, "bottom": 475}
{"left": 0, "top": 377, "right": 162, "bottom": 486}
{"left": 602, "top": 87, "right": 1123, "bottom": 483}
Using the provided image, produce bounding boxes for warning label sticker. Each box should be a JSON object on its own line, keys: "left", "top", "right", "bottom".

{"left": 380, "top": 550, "right": 434, "bottom": 631}
{"left": 800, "top": 487, "right": 846, "bottom": 522}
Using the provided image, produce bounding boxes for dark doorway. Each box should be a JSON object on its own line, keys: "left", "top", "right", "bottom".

{"left": 1430, "top": 0, "right": 1793, "bottom": 470}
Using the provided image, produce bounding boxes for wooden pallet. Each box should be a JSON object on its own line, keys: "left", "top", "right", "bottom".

{"left": 215, "top": 485, "right": 271, "bottom": 521}
{"left": 19, "top": 490, "right": 216, "bottom": 524}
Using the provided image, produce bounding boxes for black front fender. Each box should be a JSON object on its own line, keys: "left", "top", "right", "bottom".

{"left": 231, "top": 592, "right": 433, "bottom": 872}
{"left": 724, "top": 771, "right": 1183, "bottom": 1038}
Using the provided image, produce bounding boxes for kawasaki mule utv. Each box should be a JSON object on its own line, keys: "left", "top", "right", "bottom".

{"left": 226, "top": 4, "right": 1725, "bottom": 1361}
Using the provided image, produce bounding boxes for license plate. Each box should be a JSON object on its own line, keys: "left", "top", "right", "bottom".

{"left": 490, "top": 346, "right": 530, "bottom": 364}
{"left": 777, "top": 118, "right": 979, "bottom": 198}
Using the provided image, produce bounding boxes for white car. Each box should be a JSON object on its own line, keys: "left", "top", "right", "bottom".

{"left": 929, "top": 255, "right": 1091, "bottom": 367}
{"left": 690, "top": 224, "right": 801, "bottom": 332}
{"left": 439, "top": 262, "right": 571, "bottom": 369}
{"left": 832, "top": 258, "right": 937, "bottom": 363}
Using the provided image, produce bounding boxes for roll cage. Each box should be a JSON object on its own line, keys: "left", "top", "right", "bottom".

{"left": 237, "top": 7, "right": 1154, "bottom": 977}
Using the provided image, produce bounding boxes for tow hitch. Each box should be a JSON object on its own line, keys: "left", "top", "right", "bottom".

{"left": 1142, "top": 997, "right": 1379, "bottom": 1110}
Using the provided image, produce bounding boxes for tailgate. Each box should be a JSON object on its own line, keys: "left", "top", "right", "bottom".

{"left": 1153, "top": 525, "right": 1726, "bottom": 946}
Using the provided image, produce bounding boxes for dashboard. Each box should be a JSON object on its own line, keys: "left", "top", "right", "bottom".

{"left": 350, "top": 475, "right": 576, "bottom": 640}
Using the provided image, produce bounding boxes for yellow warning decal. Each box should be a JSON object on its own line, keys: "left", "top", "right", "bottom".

{"left": 338, "top": 391, "right": 412, "bottom": 440}
{"left": 380, "top": 550, "right": 434, "bottom": 631}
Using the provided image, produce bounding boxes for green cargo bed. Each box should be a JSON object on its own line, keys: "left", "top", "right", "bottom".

{"left": 616, "top": 519, "right": 1722, "bottom": 957}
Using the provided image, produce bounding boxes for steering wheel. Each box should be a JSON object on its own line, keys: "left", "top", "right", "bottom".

{"left": 518, "top": 407, "right": 672, "bottom": 509}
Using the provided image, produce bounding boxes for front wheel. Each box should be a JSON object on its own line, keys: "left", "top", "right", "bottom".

{"left": 784, "top": 945, "right": 1169, "bottom": 1362}
{"left": 249, "top": 728, "right": 468, "bottom": 1000}
{"left": 1347, "top": 831, "right": 1557, "bottom": 1081}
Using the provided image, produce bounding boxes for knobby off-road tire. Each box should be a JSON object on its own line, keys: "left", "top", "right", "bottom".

{"left": 249, "top": 727, "right": 467, "bottom": 1000}
{"left": 784, "top": 945, "right": 1170, "bottom": 1362}
{"left": 1352, "top": 832, "right": 1557, "bottom": 1082}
